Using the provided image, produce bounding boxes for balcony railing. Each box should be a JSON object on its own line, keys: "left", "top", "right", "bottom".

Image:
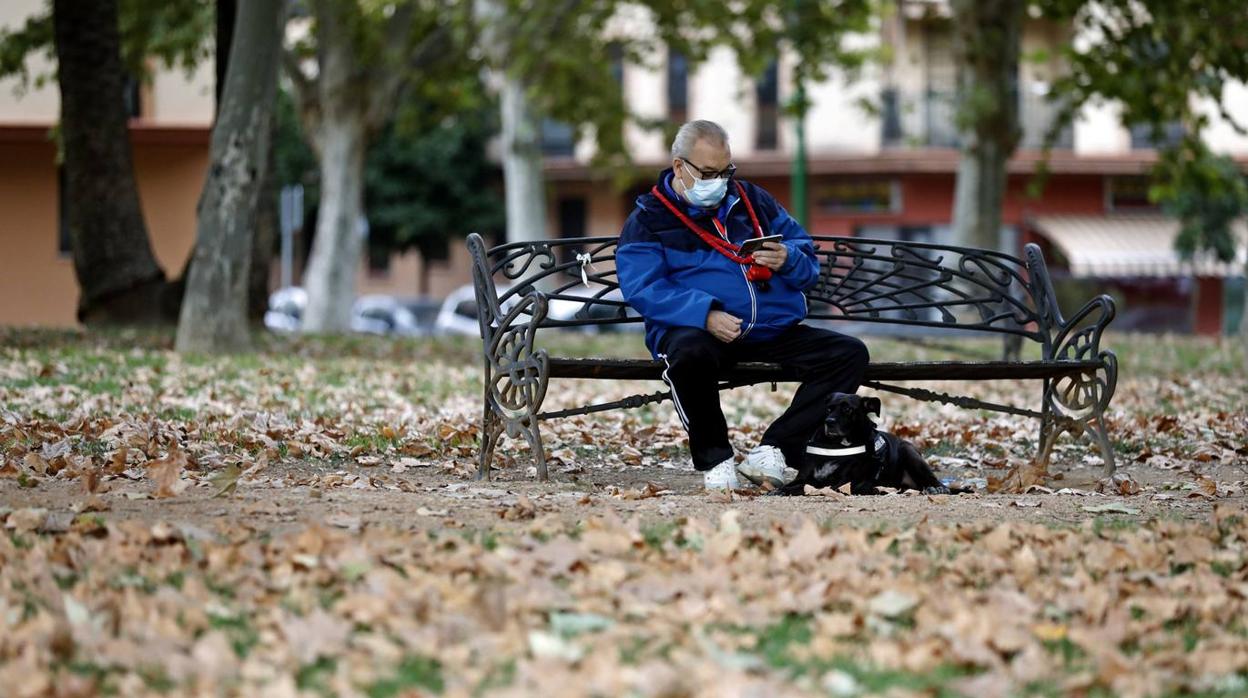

{"left": 881, "top": 87, "right": 1073, "bottom": 150}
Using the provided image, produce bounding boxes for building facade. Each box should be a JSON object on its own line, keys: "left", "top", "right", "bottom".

{"left": 0, "top": 0, "right": 216, "bottom": 327}
{"left": 542, "top": 7, "right": 1248, "bottom": 334}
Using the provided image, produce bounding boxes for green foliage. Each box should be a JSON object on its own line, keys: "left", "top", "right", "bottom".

{"left": 1039, "top": 0, "right": 1248, "bottom": 263}
{"left": 0, "top": 10, "right": 53, "bottom": 91}
{"left": 483, "top": 0, "right": 874, "bottom": 168}
{"left": 1154, "top": 140, "right": 1248, "bottom": 263}
{"left": 274, "top": 86, "right": 320, "bottom": 212}
{"left": 116, "top": 0, "right": 213, "bottom": 78}
{"left": 0, "top": 0, "right": 211, "bottom": 89}
{"left": 366, "top": 655, "right": 444, "bottom": 697}
{"left": 366, "top": 107, "right": 504, "bottom": 259}
{"left": 274, "top": 85, "right": 503, "bottom": 259}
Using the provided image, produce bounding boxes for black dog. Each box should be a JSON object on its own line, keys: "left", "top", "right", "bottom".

{"left": 771, "top": 393, "right": 952, "bottom": 496}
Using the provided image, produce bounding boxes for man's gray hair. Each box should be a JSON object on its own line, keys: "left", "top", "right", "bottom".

{"left": 671, "top": 120, "right": 729, "bottom": 160}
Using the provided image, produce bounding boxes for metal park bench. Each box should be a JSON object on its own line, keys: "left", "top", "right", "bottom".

{"left": 466, "top": 232, "right": 1118, "bottom": 482}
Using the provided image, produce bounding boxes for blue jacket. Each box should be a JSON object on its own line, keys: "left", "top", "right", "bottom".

{"left": 616, "top": 170, "right": 821, "bottom": 357}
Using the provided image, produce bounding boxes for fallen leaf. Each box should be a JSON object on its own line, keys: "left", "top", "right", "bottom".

{"left": 1082, "top": 503, "right": 1140, "bottom": 515}
{"left": 869, "top": 589, "right": 918, "bottom": 618}
{"left": 209, "top": 464, "right": 242, "bottom": 498}
{"left": 1096, "top": 473, "right": 1141, "bottom": 496}
{"left": 990, "top": 460, "right": 1048, "bottom": 493}
{"left": 500, "top": 495, "right": 536, "bottom": 521}
{"left": 5, "top": 507, "right": 48, "bottom": 533}
{"left": 149, "top": 450, "right": 189, "bottom": 499}
{"left": 326, "top": 513, "right": 361, "bottom": 531}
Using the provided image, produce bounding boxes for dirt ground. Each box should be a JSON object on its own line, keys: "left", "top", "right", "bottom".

{"left": 5, "top": 454, "right": 1244, "bottom": 537}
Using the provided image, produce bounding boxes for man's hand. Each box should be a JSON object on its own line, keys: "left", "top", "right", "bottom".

{"left": 751, "top": 241, "right": 788, "bottom": 271}
{"left": 706, "top": 310, "right": 742, "bottom": 343}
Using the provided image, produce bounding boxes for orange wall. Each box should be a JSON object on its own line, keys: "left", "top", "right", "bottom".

{"left": 0, "top": 136, "right": 207, "bottom": 327}
{"left": 354, "top": 243, "right": 481, "bottom": 300}
{"left": 808, "top": 173, "right": 1107, "bottom": 236}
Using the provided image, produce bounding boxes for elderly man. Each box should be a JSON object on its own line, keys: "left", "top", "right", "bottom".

{"left": 616, "top": 120, "right": 869, "bottom": 491}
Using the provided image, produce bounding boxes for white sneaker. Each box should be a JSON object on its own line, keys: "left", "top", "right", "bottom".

{"left": 737, "top": 445, "right": 795, "bottom": 488}
{"left": 703, "top": 457, "right": 740, "bottom": 491}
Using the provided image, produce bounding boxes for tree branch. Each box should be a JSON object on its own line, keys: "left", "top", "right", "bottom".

{"left": 282, "top": 47, "right": 322, "bottom": 151}
{"left": 365, "top": 22, "right": 453, "bottom": 130}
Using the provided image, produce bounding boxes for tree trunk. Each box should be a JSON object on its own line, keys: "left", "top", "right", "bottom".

{"left": 952, "top": 140, "right": 1011, "bottom": 251}
{"left": 500, "top": 73, "right": 548, "bottom": 245}
{"left": 175, "top": 0, "right": 284, "bottom": 353}
{"left": 1241, "top": 273, "right": 1248, "bottom": 375}
{"left": 948, "top": 0, "right": 1023, "bottom": 252}
{"left": 301, "top": 116, "right": 368, "bottom": 333}
{"left": 215, "top": 0, "right": 236, "bottom": 109}
{"left": 53, "top": 0, "right": 167, "bottom": 324}
{"left": 249, "top": 117, "right": 280, "bottom": 323}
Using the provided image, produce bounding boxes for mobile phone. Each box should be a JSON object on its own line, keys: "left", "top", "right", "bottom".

{"left": 737, "top": 234, "right": 785, "bottom": 256}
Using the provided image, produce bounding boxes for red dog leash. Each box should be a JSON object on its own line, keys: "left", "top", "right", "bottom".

{"left": 650, "top": 181, "right": 774, "bottom": 284}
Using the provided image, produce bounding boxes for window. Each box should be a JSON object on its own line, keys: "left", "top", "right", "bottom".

{"left": 122, "top": 73, "right": 142, "bottom": 119}
{"left": 557, "top": 197, "right": 587, "bottom": 264}
{"left": 57, "top": 167, "right": 72, "bottom": 256}
{"left": 1106, "top": 175, "right": 1159, "bottom": 211}
{"left": 667, "top": 49, "right": 688, "bottom": 124}
{"left": 607, "top": 42, "right": 624, "bottom": 85}
{"left": 880, "top": 87, "right": 903, "bottom": 146}
{"left": 816, "top": 178, "right": 899, "bottom": 214}
{"left": 1130, "top": 122, "right": 1184, "bottom": 150}
{"left": 755, "top": 61, "right": 779, "bottom": 150}
{"left": 366, "top": 244, "right": 391, "bottom": 276}
{"left": 540, "top": 119, "right": 575, "bottom": 157}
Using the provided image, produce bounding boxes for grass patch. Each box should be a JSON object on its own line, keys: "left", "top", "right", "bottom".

{"left": 1092, "top": 516, "right": 1140, "bottom": 536}
{"left": 711, "top": 614, "right": 975, "bottom": 693}
{"left": 207, "top": 610, "right": 260, "bottom": 658}
{"left": 473, "top": 658, "right": 517, "bottom": 696}
{"left": 296, "top": 657, "right": 338, "bottom": 697}
{"left": 366, "top": 655, "right": 444, "bottom": 697}
{"left": 641, "top": 521, "right": 680, "bottom": 549}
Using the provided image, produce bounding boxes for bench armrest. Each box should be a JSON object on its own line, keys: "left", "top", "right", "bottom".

{"left": 1046, "top": 294, "right": 1118, "bottom": 423}
{"left": 483, "top": 290, "right": 551, "bottom": 423}
{"left": 1050, "top": 294, "right": 1115, "bottom": 363}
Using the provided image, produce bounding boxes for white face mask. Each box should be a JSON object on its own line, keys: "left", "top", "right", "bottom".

{"left": 680, "top": 167, "right": 729, "bottom": 208}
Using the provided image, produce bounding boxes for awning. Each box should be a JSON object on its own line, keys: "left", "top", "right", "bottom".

{"left": 1030, "top": 214, "right": 1248, "bottom": 278}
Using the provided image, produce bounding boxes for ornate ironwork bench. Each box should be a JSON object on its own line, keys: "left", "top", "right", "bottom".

{"left": 466, "top": 232, "right": 1118, "bottom": 482}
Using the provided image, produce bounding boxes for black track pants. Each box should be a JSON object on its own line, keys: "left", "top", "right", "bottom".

{"left": 657, "top": 323, "right": 869, "bottom": 471}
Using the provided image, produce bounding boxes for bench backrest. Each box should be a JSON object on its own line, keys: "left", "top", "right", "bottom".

{"left": 467, "top": 234, "right": 1062, "bottom": 347}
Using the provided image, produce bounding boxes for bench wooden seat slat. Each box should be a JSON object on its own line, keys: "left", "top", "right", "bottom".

{"left": 546, "top": 358, "right": 1103, "bottom": 382}
{"left": 467, "top": 233, "right": 1120, "bottom": 482}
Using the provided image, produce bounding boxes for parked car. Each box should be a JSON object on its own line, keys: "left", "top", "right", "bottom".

{"left": 547, "top": 286, "right": 642, "bottom": 332}
{"left": 434, "top": 283, "right": 642, "bottom": 336}
{"left": 350, "top": 295, "right": 424, "bottom": 336}
{"left": 434, "top": 284, "right": 491, "bottom": 336}
{"left": 264, "top": 286, "right": 306, "bottom": 333}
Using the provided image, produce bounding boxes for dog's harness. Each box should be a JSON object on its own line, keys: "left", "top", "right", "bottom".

{"left": 806, "top": 444, "right": 867, "bottom": 457}
{"left": 806, "top": 433, "right": 887, "bottom": 458}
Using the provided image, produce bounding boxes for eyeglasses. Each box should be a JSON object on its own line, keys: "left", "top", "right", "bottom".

{"left": 680, "top": 158, "right": 736, "bottom": 181}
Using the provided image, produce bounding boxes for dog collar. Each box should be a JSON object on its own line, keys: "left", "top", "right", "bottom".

{"left": 806, "top": 444, "right": 868, "bottom": 457}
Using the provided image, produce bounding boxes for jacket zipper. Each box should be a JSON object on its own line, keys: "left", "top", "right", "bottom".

{"left": 712, "top": 197, "right": 758, "bottom": 340}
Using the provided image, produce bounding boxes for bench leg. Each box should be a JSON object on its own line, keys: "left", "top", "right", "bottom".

{"left": 1086, "top": 411, "right": 1116, "bottom": 479}
{"left": 522, "top": 415, "right": 548, "bottom": 482}
{"left": 1038, "top": 375, "right": 1117, "bottom": 478}
{"left": 477, "top": 399, "right": 504, "bottom": 481}
{"left": 1036, "top": 385, "right": 1058, "bottom": 470}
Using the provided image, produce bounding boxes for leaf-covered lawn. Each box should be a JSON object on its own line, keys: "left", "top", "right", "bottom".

{"left": 2, "top": 328, "right": 1246, "bottom": 696}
